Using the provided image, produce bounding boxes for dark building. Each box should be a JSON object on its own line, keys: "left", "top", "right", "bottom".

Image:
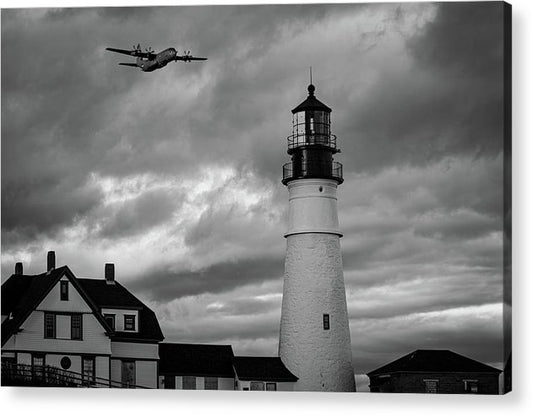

{"left": 158, "top": 343, "right": 236, "bottom": 390}
{"left": 367, "top": 349, "right": 501, "bottom": 394}
{"left": 158, "top": 343, "right": 298, "bottom": 391}
{"left": 233, "top": 356, "right": 298, "bottom": 391}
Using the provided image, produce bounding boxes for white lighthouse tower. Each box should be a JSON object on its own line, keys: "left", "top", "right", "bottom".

{"left": 278, "top": 83, "right": 356, "bottom": 392}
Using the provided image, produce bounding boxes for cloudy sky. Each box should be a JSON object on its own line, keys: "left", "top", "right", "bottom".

{"left": 1, "top": 1, "right": 508, "bottom": 391}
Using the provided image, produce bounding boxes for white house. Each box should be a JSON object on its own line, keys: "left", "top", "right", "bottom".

{"left": 1, "top": 252, "right": 164, "bottom": 388}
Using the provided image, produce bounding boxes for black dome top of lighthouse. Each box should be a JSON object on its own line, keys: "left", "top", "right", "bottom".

{"left": 291, "top": 84, "right": 332, "bottom": 114}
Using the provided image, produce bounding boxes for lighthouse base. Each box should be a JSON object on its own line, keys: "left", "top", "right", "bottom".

{"left": 279, "top": 232, "right": 356, "bottom": 392}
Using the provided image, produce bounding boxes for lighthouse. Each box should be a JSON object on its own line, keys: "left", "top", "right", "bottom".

{"left": 278, "top": 83, "right": 356, "bottom": 392}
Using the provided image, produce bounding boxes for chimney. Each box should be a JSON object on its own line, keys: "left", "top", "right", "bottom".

{"left": 105, "top": 263, "right": 115, "bottom": 285}
{"left": 47, "top": 251, "right": 56, "bottom": 272}
{"left": 15, "top": 262, "right": 23, "bottom": 275}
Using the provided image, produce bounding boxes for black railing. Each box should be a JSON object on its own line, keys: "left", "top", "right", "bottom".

{"left": 282, "top": 160, "right": 343, "bottom": 185}
{"left": 1, "top": 362, "right": 149, "bottom": 388}
{"left": 287, "top": 133, "right": 337, "bottom": 152}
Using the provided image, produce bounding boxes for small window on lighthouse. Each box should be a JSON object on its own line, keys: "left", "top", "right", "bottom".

{"left": 323, "top": 314, "right": 330, "bottom": 330}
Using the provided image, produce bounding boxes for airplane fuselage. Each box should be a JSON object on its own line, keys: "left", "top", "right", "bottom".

{"left": 137, "top": 48, "right": 177, "bottom": 72}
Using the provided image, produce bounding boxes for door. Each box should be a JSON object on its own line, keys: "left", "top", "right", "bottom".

{"left": 82, "top": 356, "right": 95, "bottom": 386}
{"left": 121, "top": 360, "right": 136, "bottom": 388}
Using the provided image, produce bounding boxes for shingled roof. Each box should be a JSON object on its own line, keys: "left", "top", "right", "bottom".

{"left": 367, "top": 350, "right": 501, "bottom": 376}
{"left": 233, "top": 356, "right": 298, "bottom": 382}
{"left": 159, "top": 343, "right": 235, "bottom": 378}
{"left": 1, "top": 266, "right": 163, "bottom": 345}
{"left": 77, "top": 278, "right": 164, "bottom": 342}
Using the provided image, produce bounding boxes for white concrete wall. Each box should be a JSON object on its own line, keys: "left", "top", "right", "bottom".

{"left": 279, "top": 179, "right": 355, "bottom": 392}
{"left": 285, "top": 179, "right": 342, "bottom": 237}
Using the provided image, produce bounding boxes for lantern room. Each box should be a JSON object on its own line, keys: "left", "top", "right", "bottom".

{"left": 282, "top": 84, "right": 343, "bottom": 185}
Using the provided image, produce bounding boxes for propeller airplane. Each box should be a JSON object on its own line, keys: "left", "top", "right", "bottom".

{"left": 106, "top": 44, "right": 207, "bottom": 72}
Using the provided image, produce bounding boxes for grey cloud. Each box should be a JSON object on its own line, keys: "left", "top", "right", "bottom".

{"left": 352, "top": 322, "right": 504, "bottom": 373}
{"left": 206, "top": 297, "right": 280, "bottom": 317}
{"left": 336, "top": 2, "right": 504, "bottom": 175}
{"left": 413, "top": 209, "right": 499, "bottom": 242}
{"left": 131, "top": 255, "right": 284, "bottom": 301}
{"left": 97, "top": 188, "right": 180, "bottom": 239}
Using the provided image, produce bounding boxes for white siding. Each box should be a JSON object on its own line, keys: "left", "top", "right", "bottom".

{"left": 37, "top": 277, "right": 92, "bottom": 313}
{"left": 196, "top": 376, "right": 205, "bottom": 390}
{"left": 135, "top": 360, "right": 157, "bottom": 388}
{"left": 109, "top": 358, "right": 157, "bottom": 388}
{"left": 217, "top": 377, "right": 235, "bottom": 390}
{"left": 96, "top": 356, "right": 110, "bottom": 382}
{"left": 10, "top": 310, "right": 111, "bottom": 355}
{"left": 111, "top": 341, "right": 158, "bottom": 360}
{"left": 45, "top": 354, "right": 82, "bottom": 374}
{"left": 236, "top": 380, "right": 293, "bottom": 391}
{"left": 168, "top": 376, "right": 234, "bottom": 390}
{"left": 277, "top": 382, "right": 296, "bottom": 391}
{"left": 110, "top": 358, "right": 121, "bottom": 386}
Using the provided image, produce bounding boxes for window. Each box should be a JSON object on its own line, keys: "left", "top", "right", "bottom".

{"left": 104, "top": 314, "right": 115, "bottom": 330}
{"left": 164, "top": 375, "right": 176, "bottom": 389}
{"left": 124, "top": 315, "right": 136, "bottom": 331}
{"left": 424, "top": 379, "right": 439, "bottom": 393}
{"left": 464, "top": 380, "right": 479, "bottom": 394}
{"left": 250, "top": 381, "right": 265, "bottom": 391}
{"left": 44, "top": 312, "right": 56, "bottom": 338}
{"left": 323, "top": 314, "right": 330, "bottom": 330}
{"left": 121, "top": 360, "right": 135, "bottom": 388}
{"left": 82, "top": 356, "right": 95, "bottom": 386}
{"left": 60, "top": 357, "right": 72, "bottom": 370}
{"left": 204, "top": 377, "right": 218, "bottom": 390}
{"left": 71, "top": 314, "right": 83, "bottom": 340}
{"left": 183, "top": 376, "right": 196, "bottom": 390}
{"left": 32, "top": 354, "right": 45, "bottom": 380}
{"left": 266, "top": 382, "right": 277, "bottom": 391}
{"left": 60, "top": 280, "right": 69, "bottom": 301}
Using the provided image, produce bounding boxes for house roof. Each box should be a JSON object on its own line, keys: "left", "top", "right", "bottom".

{"left": 159, "top": 343, "right": 235, "bottom": 378}
{"left": 77, "top": 278, "right": 164, "bottom": 342}
{"left": 233, "top": 356, "right": 298, "bottom": 382}
{"left": 367, "top": 350, "right": 502, "bottom": 376}
{"left": 1, "top": 266, "right": 164, "bottom": 346}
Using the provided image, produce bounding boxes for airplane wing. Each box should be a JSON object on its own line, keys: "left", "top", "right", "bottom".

{"left": 175, "top": 55, "right": 208, "bottom": 62}
{"left": 106, "top": 47, "right": 155, "bottom": 60}
{"left": 119, "top": 63, "right": 139, "bottom": 68}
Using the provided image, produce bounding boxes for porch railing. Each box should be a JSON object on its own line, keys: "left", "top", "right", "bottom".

{"left": 1, "top": 362, "right": 149, "bottom": 388}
